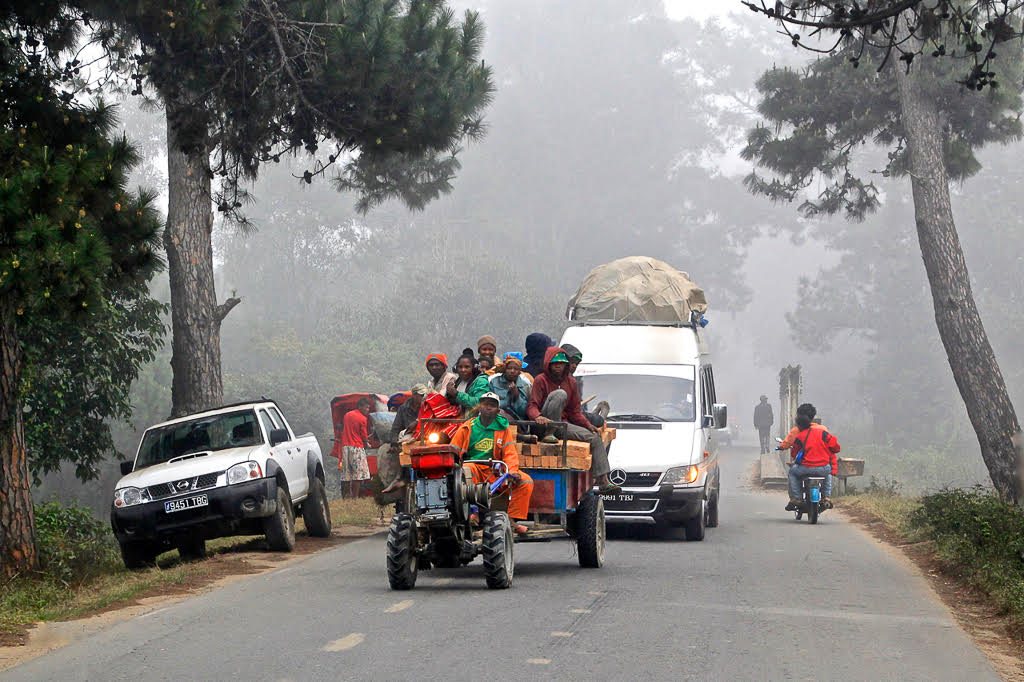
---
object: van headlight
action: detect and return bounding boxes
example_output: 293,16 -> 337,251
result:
227,461 -> 263,485
113,487 -> 151,508
663,465 -> 700,485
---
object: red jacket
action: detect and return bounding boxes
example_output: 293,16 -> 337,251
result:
782,424 -> 840,475
526,346 -> 589,428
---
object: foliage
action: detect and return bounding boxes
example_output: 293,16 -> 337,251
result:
743,1 -> 1024,89
741,44 -> 1022,220
33,500 -> 119,585
86,0 -> 495,218
910,486 -> 1024,624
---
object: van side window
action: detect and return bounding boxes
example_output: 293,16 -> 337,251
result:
706,365 -> 717,405
699,367 -> 710,416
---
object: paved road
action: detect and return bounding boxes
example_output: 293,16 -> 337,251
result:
8,446 -> 999,681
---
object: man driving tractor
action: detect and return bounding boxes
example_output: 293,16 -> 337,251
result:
450,392 -> 534,536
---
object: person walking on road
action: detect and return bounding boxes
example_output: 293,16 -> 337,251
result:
339,397 -> 373,498
754,395 -> 774,454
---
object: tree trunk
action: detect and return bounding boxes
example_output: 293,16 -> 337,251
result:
893,62 -> 1022,503
164,101 -> 240,418
0,299 -> 37,578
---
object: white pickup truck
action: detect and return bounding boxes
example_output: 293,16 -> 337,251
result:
110,400 -> 332,569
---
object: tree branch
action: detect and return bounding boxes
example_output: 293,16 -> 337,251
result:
215,296 -> 242,324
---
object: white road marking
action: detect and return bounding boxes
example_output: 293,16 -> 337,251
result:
527,659 -> 551,665
385,599 -> 414,613
551,632 -> 574,637
587,591 -> 605,596
138,608 -> 167,619
323,633 -> 365,651
432,578 -> 453,586
687,603 -> 954,627
570,609 -> 591,614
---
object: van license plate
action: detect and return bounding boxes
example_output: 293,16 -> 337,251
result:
601,494 -> 634,502
165,495 -> 209,513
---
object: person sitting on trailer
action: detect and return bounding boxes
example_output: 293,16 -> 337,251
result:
447,352 -> 491,412
478,355 -> 496,374
477,334 -> 498,365
561,343 -> 609,428
425,353 -> 457,395
450,392 -> 534,536
489,352 -> 532,421
522,332 -> 553,381
380,384 -> 429,494
527,347 -> 620,495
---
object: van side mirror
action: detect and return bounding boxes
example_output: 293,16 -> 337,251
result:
120,460 -> 134,475
713,403 -> 728,429
269,428 -> 290,446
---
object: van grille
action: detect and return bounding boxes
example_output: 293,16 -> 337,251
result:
623,472 -> 662,487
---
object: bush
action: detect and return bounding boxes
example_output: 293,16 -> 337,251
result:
910,487 -> 1024,622
34,501 -> 120,585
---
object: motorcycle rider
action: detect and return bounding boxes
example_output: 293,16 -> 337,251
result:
779,403 -> 840,510
450,392 -> 534,535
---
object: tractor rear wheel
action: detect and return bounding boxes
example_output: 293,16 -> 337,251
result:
386,514 -> 418,590
482,511 -> 514,589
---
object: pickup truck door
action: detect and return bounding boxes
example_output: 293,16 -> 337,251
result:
269,406 -> 309,500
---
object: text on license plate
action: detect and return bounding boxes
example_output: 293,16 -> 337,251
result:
164,495 -> 209,513
600,494 -> 634,502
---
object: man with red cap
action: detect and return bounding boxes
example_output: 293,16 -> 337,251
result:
425,352 -> 457,395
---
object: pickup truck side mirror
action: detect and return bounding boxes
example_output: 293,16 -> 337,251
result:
269,428 -> 290,446
713,403 -> 728,430
120,460 -> 134,475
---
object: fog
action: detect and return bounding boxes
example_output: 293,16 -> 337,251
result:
36,1 -> 1024,510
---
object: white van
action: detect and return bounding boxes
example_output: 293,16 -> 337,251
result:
559,323 -> 726,540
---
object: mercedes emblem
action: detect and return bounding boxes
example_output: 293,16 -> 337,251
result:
609,469 -> 627,486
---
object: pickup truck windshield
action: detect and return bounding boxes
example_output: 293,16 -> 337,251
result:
136,410 -> 263,469
576,374 -> 696,422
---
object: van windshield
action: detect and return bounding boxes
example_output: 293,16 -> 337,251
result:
576,374 -> 696,422
135,410 -> 263,470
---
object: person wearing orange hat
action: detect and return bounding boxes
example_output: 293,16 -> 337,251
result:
450,392 -> 534,535
425,352 -> 457,395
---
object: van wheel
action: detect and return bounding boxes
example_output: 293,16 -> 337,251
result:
264,486 -> 296,551
706,495 -> 719,528
684,498 -> 707,541
302,478 -> 332,537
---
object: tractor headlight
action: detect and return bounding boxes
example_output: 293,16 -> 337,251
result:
227,461 -> 263,485
113,487 -> 151,508
663,465 -> 700,485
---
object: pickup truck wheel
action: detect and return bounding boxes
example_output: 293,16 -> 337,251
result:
482,511 -> 514,589
120,541 -> 157,570
386,513 -> 418,590
176,537 -> 206,561
576,494 -> 605,568
302,478 -> 332,538
684,498 -> 707,541
264,487 -> 296,551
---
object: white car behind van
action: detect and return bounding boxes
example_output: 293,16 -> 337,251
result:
559,323 -> 726,540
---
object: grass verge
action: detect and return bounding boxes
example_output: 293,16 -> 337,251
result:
0,496 -> 388,643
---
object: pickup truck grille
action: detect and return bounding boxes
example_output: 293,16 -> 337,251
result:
146,472 -> 223,500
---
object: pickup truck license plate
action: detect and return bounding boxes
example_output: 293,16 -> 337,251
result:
600,493 -> 634,502
164,495 -> 209,513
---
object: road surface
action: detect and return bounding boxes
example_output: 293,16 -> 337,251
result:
7,445 -> 999,681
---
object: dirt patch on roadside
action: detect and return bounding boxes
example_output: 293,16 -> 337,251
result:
838,500 -> 1024,681
0,525 -> 382,672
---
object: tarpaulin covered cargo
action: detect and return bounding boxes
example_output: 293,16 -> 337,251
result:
566,256 -> 707,324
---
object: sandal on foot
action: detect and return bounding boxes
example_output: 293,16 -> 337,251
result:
597,482 -> 622,495
513,524 -> 530,536
540,434 -> 559,444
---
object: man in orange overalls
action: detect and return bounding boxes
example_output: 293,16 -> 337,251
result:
450,392 -> 534,535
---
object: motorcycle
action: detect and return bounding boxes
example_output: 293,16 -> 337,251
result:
776,437 -> 829,524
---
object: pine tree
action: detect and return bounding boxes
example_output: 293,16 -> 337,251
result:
85,0 -> 495,417
741,31 -> 1024,501
0,2 -> 162,576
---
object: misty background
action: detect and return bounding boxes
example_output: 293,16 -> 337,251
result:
38,1 -> 1023,511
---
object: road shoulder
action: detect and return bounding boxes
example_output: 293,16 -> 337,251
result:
837,500 -> 1024,681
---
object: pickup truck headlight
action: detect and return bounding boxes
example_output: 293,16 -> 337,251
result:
227,461 -> 263,485
663,465 -> 700,485
113,487 -> 151,508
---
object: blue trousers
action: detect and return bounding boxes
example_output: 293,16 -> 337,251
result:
788,464 -> 832,499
